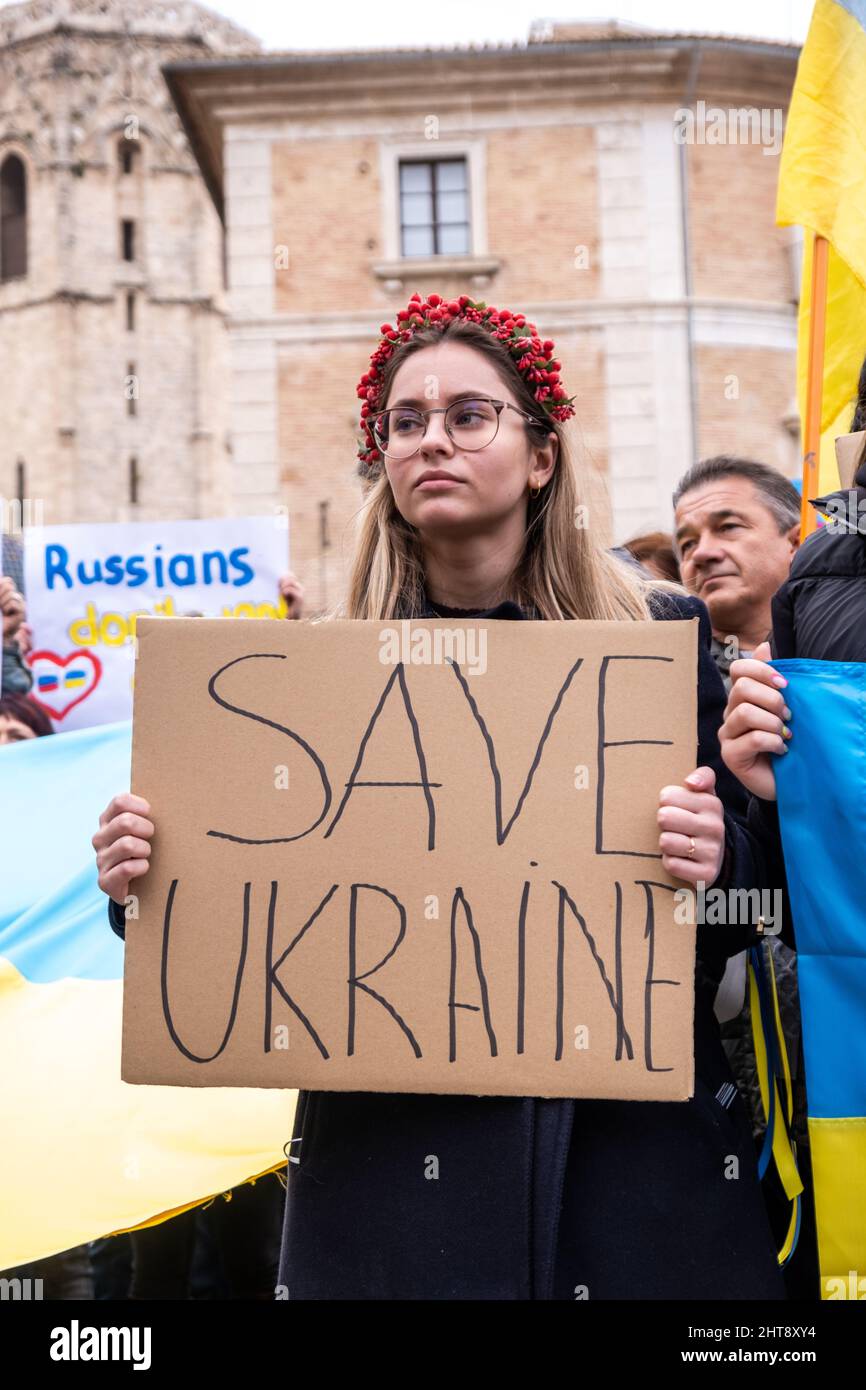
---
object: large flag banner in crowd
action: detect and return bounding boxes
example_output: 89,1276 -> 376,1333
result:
0,720 -> 296,1270
773,658 -> 866,1299
23,517 -> 289,730
777,0 -> 866,524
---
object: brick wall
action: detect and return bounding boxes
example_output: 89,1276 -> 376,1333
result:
696,345 -> 799,477
688,141 -> 794,304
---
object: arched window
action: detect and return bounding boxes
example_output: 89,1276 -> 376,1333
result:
0,154 -> 27,281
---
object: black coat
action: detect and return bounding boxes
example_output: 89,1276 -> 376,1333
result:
109,589 -> 784,1300
747,458 -> 866,946
772,454 -> 866,663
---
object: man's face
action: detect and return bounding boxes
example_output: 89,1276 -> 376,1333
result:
674,476 -> 798,634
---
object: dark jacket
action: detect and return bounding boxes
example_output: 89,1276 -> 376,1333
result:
747,457 -> 866,946
2,642 -> 33,695
1,535 -> 31,694
772,461 -> 866,664
109,589 -> 784,1300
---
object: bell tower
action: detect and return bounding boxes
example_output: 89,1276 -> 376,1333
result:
0,0 -> 260,529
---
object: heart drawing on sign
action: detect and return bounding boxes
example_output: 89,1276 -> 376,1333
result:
26,649 -> 103,720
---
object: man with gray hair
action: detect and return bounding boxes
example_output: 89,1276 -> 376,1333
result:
673,456 -> 801,690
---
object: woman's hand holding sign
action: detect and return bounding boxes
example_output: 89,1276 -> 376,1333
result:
718,641 -> 790,802
93,793 -> 154,908
661,767 -> 728,884
657,766 -> 726,887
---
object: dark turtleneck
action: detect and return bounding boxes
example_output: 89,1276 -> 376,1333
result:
419,575 -> 539,619
423,597 -> 528,621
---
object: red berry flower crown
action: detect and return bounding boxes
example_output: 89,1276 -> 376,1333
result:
355,290 -> 576,472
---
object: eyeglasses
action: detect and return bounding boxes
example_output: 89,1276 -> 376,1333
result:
369,396 -> 545,460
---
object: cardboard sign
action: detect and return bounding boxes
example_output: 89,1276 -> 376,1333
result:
23,517 -> 289,730
834,430 -> 866,490
122,615 -> 699,1101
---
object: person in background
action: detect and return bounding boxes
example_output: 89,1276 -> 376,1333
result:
1,575 -> 33,695
0,691 -> 53,743
15,620 -> 32,661
673,453 -> 812,1296
1,532 -> 23,586
278,571 -> 304,619
622,530 -> 681,583
722,361 -> 866,887
673,457 -> 801,692
768,379 -> 866,662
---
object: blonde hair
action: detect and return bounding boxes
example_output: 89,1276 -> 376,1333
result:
339,319 -> 673,622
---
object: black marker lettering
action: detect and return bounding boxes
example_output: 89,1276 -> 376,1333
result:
613,880 -> 627,1061
161,878 -> 248,1063
326,664 -> 439,848
634,879 -> 680,1073
207,653 -> 332,844
449,887 -> 498,1062
552,879 -> 633,1062
596,655 -> 673,857
265,880 -> 337,1058
348,883 -> 421,1057
516,878 -> 530,1055
450,657 -> 584,844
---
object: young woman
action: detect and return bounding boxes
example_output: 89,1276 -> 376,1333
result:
94,292 -> 784,1300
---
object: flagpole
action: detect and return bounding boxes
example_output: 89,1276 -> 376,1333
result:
801,232 -> 829,540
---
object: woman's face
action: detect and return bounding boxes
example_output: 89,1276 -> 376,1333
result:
0,713 -> 37,745
381,342 -> 557,537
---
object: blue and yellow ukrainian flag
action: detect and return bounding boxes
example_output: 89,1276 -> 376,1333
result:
0,722 -> 296,1270
772,660 -> 866,1298
777,0 -> 866,496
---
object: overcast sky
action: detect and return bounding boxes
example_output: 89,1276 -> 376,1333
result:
207,0 -> 814,51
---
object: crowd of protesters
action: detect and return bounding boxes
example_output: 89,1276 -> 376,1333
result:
4,366 -> 864,1295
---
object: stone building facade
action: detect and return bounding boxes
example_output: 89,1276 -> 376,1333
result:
1,11 -> 802,614
165,20 -> 802,611
0,0 -> 259,535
